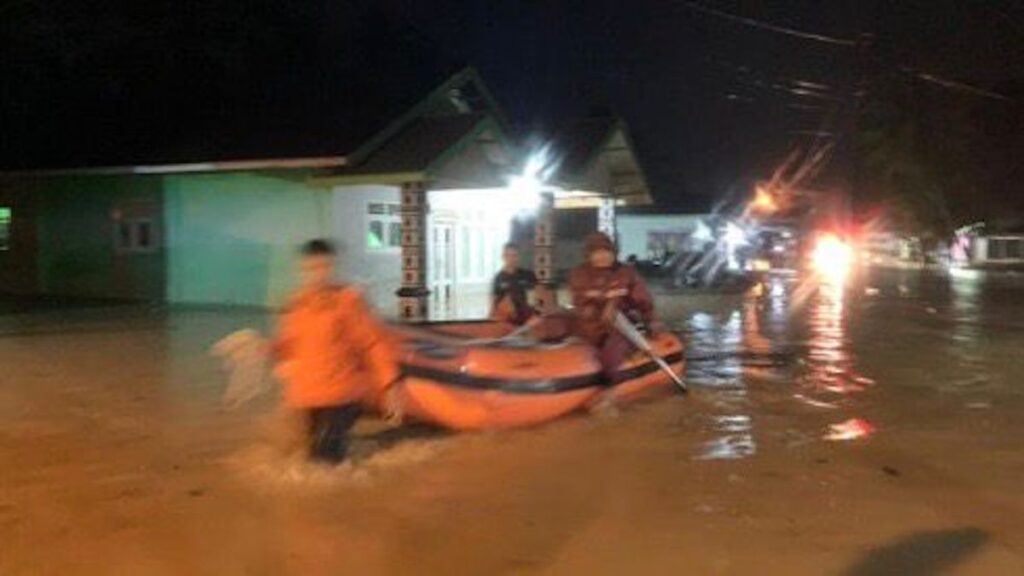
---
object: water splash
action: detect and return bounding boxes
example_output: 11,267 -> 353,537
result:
226,437 -> 447,492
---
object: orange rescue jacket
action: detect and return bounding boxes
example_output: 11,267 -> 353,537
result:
273,285 -> 398,408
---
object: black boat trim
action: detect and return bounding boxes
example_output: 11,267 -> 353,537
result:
400,351 -> 685,394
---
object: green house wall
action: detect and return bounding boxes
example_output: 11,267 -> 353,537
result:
163,171 -> 331,307
34,175 -> 165,299
1,169 -> 334,307
0,179 -> 41,295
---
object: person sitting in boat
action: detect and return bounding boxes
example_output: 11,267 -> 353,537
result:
490,242 -> 540,326
568,231 -> 657,379
270,239 -> 398,464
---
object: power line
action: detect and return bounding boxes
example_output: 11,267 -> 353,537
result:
680,2 -> 1015,103
901,67 -> 1015,103
680,1 -> 858,47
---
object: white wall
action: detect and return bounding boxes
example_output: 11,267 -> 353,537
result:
616,214 -> 706,260
331,185 -> 524,316
331,185 -> 402,310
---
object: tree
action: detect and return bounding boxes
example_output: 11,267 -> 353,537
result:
854,71 -> 1013,239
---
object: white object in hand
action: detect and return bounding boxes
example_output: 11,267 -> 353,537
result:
212,329 -> 273,408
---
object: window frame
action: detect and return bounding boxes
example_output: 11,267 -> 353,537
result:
365,201 -> 403,253
113,217 -> 158,255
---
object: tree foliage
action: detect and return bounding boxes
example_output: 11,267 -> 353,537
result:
854,71 -> 1021,238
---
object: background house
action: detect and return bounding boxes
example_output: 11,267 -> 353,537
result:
0,68 -> 510,310
0,69 -> 655,317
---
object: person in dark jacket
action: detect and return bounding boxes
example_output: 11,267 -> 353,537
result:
568,232 -> 658,380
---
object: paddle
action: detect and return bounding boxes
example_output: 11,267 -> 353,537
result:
612,312 -> 688,393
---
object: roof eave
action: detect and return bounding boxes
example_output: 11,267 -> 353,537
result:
308,171 -> 427,187
0,156 -> 347,178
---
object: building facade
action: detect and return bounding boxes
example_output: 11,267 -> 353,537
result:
0,69 -> 653,318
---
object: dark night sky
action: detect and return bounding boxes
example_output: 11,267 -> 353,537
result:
2,1 -> 1022,210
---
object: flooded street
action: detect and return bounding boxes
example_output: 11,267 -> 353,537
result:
3,268 -> 1024,575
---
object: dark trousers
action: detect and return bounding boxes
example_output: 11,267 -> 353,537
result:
598,331 -> 633,383
306,403 -> 362,463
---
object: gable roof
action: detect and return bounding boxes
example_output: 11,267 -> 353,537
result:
350,115 -> 490,174
311,113 -> 510,188
548,117 -> 653,205
346,67 -> 506,166
550,117 -> 620,179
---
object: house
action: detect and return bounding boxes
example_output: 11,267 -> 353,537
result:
0,68 -> 654,319
615,212 -> 710,263
952,223 -> 1024,269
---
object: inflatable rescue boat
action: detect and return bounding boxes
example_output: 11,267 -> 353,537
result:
383,321 -> 685,430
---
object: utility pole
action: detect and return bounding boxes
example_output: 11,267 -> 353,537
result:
841,32 -> 876,230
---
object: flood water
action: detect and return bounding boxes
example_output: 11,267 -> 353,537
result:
2,267 -> 1024,575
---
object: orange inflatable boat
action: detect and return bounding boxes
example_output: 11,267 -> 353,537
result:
382,321 -> 685,430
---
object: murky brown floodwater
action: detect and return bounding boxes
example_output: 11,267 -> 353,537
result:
2,267 -> 1024,575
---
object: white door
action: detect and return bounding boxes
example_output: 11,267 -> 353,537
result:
431,222 -> 456,303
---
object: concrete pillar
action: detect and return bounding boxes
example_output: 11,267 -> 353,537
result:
533,191 -> 555,308
396,181 -> 430,321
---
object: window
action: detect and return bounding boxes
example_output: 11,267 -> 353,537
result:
366,202 -> 402,251
989,239 -> 1006,260
367,221 -> 385,249
388,222 -> 402,247
1007,239 -> 1023,260
114,217 -> 157,254
0,207 -> 10,251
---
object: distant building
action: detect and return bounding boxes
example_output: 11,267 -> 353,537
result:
952,225 -> 1024,269
615,213 -> 708,263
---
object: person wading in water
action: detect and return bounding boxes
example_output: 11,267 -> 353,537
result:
270,239 -> 398,464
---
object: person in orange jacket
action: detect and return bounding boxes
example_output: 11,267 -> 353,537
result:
568,231 -> 658,381
271,239 -> 398,463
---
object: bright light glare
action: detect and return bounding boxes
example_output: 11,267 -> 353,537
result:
749,185 -> 778,214
504,149 -> 555,215
724,221 -> 748,271
811,234 -> 853,283
505,172 -> 541,210
724,222 -> 748,247
747,258 -> 771,272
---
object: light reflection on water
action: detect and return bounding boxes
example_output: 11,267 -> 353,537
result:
686,295 -> 754,460
946,269 -> 998,394
950,269 -> 983,346
804,281 -> 858,394
685,273 -> 877,459
796,277 -> 875,439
